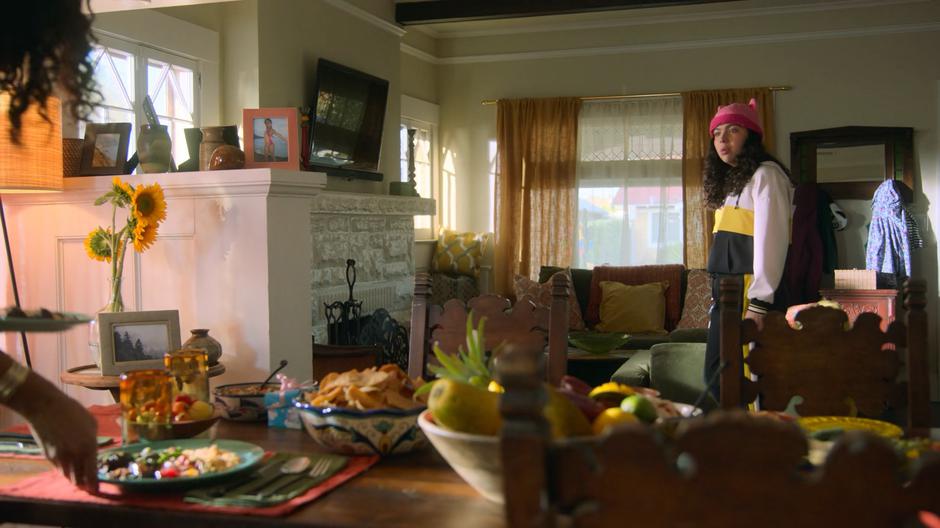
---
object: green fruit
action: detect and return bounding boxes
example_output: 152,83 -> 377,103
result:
620,394 -> 658,424
428,379 -> 501,435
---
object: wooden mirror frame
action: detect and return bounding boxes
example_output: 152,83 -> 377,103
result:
790,126 -> 913,202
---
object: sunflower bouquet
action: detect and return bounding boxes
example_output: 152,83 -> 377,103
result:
84,177 -> 167,312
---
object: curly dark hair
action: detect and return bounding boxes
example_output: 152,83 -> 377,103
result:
703,132 -> 793,209
1,0 -> 97,142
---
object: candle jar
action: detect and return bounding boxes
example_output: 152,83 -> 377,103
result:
119,369 -> 173,443
164,348 -> 210,403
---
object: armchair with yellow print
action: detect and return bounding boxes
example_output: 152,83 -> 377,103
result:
420,229 -> 493,305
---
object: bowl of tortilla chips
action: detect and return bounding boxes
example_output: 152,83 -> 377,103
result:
294,364 -> 429,456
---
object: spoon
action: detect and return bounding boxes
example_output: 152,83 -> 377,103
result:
261,359 -> 289,387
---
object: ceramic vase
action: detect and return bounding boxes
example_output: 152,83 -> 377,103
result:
183,329 -> 223,366
199,126 -> 228,171
137,124 -> 172,173
208,144 -> 245,170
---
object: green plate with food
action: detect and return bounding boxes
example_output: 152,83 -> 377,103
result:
568,331 -> 631,355
0,310 -> 92,332
97,439 -> 264,491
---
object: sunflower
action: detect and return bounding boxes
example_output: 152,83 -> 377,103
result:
111,177 -> 134,203
132,183 -> 167,226
84,227 -> 112,262
132,221 -> 158,252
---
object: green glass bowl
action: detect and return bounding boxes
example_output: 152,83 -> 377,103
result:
568,332 -> 631,355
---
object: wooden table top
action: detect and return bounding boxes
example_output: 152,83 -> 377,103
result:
0,419 -> 505,528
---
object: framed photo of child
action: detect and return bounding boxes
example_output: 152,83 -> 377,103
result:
243,107 -> 299,169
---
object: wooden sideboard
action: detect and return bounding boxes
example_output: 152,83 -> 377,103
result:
818,288 -> 899,331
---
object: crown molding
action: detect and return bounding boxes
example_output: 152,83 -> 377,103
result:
323,0 -> 407,38
410,25 -> 442,39
428,21 -> 940,65
428,0 -> 929,39
400,43 -> 442,64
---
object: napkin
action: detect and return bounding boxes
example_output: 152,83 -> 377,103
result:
184,452 -> 348,507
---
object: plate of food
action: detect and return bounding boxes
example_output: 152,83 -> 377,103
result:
0,307 -> 92,332
97,439 -> 264,490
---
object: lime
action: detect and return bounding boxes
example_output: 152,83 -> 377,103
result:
592,407 -> 638,435
620,394 -> 658,424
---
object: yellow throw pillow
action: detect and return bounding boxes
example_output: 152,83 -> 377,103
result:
431,229 -> 489,277
595,281 -> 668,334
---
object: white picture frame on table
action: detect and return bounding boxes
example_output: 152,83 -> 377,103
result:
98,310 -> 181,376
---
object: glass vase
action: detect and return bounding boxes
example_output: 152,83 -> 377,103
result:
90,275 -> 125,369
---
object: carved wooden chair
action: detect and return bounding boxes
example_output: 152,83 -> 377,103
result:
718,277 -> 930,429
497,346 -> 940,528
407,271 -> 570,385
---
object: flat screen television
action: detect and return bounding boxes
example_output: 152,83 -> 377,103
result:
305,59 -> 389,181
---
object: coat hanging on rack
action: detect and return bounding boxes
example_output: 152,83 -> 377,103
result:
866,180 -> 920,278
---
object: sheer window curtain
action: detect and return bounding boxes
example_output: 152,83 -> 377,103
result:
576,97 -> 684,268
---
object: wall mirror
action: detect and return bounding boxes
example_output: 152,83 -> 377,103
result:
790,126 -> 913,202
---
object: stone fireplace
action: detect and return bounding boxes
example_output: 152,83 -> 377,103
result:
310,191 -> 435,345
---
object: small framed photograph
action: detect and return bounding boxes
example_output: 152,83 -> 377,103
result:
243,108 -> 299,169
98,310 -> 181,376
78,123 -> 132,176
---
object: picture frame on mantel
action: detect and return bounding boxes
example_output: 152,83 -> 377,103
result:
98,310 -> 181,376
77,122 -> 132,176
243,107 -> 299,170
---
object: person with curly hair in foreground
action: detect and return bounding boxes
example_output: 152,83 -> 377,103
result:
0,0 -> 100,491
702,99 -> 795,400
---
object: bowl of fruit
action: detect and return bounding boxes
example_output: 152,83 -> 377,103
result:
129,394 -> 219,441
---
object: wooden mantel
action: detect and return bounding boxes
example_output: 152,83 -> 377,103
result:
0,169 -> 326,409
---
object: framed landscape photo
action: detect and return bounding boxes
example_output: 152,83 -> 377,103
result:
98,310 -> 181,376
243,107 -> 299,169
78,123 -> 132,176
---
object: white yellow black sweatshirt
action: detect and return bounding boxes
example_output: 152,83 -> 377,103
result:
707,161 -> 794,315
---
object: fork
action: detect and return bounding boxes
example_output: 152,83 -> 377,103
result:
255,457 -> 334,499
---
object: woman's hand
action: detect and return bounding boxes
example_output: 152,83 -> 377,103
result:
27,390 -> 99,492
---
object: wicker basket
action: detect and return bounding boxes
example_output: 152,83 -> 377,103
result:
63,137 -> 83,176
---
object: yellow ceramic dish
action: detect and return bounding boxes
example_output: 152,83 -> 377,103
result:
798,416 -> 903,439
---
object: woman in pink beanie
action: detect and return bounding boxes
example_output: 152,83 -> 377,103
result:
702,98 -> 795,399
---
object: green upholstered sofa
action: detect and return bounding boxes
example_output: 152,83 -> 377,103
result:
611,342 -> 718,410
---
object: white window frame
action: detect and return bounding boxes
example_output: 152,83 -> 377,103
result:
401,95 -> 441,240
85,34 -> 201,155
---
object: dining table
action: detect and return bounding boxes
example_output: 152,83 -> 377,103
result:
0,418 -> 506,528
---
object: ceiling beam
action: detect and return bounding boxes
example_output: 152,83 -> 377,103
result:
395,0 -> 737,25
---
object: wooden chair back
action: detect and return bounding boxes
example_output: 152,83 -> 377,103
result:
718,277 -> 929,429
496,346 -> 940,528
408,271 -> 570,385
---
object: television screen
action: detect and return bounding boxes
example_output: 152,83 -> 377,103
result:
307,59 -> 389,179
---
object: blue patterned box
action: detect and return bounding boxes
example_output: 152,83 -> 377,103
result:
265,389 -> 303,429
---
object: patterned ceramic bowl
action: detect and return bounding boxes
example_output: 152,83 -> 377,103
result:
293,401 -> 427,456
214,383 -> 279,422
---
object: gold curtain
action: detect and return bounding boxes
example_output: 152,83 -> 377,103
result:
494,97 -> 581,295
681,88 -> 776,269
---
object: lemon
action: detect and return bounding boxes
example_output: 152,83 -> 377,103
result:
545,386 -> 592,438
428,379 -> 501,435
592,408 -> 638,435
487,380 -> 505,393
188,400 -> 214,421
588,382 -> 636,406
620,394 -> 658,424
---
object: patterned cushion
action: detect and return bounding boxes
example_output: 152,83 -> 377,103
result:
431,230 -> 489,277
513,270 -> 585,330
676,269 -> 711,329
429,273 -> 479,306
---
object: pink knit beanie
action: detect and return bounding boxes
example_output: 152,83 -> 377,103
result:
709,98 -> 763,136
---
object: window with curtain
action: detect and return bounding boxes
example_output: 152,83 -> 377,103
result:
83,35 -> 199,168
576,96 -> 683,268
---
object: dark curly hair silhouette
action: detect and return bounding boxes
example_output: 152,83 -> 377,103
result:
702,132 -> 793,209
1,0 -> 97,142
